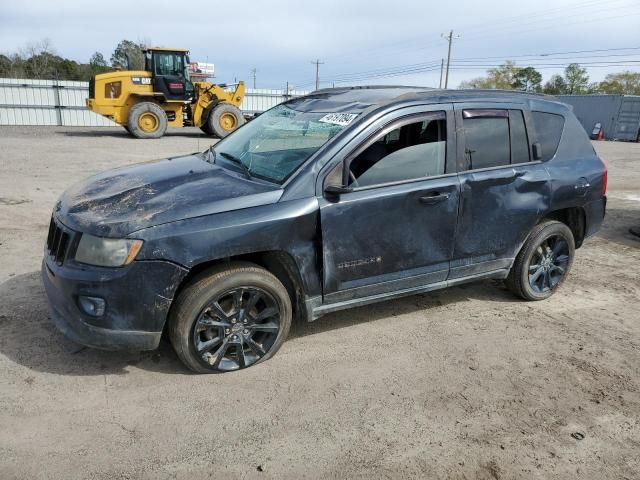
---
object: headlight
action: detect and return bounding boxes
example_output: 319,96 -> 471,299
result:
75,234 -> 143,267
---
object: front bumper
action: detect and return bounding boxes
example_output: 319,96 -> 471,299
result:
42,257 -> 187,351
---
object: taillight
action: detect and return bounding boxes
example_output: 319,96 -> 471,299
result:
600,157 -> 608,195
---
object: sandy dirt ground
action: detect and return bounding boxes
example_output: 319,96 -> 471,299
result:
0,126 -> 639,480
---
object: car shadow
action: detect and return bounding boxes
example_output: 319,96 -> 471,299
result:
593,207 -> 640,248
288,278 -> 514,339
0,270 -> 515,377
60,128 -> 212,139
0,271 -> 188,376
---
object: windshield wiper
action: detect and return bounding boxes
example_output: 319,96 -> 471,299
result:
218,151 -> 252,179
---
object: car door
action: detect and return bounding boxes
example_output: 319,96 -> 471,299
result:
451,103 -> 551,279
318,106 -> 460,303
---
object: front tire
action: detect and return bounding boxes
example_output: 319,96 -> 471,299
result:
208,103 -> 245,138
168,263 -> 292,373
506,220 -> 575,301
199,123 -> 213,136
127,102 -> 168,139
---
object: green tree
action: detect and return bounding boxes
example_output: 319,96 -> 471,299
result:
512,66 -> 542,92
598,71 -> 640,95
564,63 -> 589,94
89,52 -> 110,75
459,61 -> 520,89
110,40 -> 146,70
460,62 -> 542,91
543,74 -> 568,95
0,54 -> 11,76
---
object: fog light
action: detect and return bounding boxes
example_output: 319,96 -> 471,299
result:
77,296 -> 106,317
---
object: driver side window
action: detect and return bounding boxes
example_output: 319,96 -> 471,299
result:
348,112 -> 446,187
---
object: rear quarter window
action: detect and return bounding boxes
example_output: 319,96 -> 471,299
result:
532,111 -> 565,161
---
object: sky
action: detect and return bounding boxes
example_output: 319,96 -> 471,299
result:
1,0 -> 640,90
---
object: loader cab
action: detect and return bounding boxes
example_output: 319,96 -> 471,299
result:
144,48 -> 194,101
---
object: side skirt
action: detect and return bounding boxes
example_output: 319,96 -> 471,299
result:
308,268 -> 510,320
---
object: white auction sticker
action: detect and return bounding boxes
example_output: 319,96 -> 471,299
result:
318,113 -> 359,126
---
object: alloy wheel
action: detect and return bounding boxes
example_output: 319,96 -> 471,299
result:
528,234 -> 570,294
192,287 -> 280,371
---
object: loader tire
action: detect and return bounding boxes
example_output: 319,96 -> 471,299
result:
208,103 -> 245,138
127,102 -> 167,139
199,123 -> 213,136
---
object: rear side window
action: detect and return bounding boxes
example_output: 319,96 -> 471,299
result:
462,109 -> 533,170
462,110 -> 510,169
532,111 -> 565,161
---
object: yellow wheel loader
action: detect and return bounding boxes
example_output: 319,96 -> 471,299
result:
86,48 -> 246,139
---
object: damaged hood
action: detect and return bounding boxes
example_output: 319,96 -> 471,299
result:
56,154 -> 283,237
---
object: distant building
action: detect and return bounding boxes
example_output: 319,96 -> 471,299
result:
558,95 -> 640,141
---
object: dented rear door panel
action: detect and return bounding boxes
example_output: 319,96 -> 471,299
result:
451,103 -> 551,278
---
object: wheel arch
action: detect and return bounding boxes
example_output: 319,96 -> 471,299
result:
171,250 -> 309,326
543,206 -> 586,248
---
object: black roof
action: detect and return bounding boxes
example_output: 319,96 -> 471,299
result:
286,85 -> 561,114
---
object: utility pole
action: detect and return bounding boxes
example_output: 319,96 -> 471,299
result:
442,30 -> 458,89
250,68 -> 257,89
439,58 -> 444,89
311,59 -> 324,90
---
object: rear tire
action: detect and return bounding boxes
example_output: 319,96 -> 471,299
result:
127,102 -> 167,139
168,263 -> 292,373
506,220 -> 575,301
208,103 -> 245,138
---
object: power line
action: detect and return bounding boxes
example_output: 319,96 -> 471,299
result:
458,9 -> 640,45
453,47 -> 640,62
458,0 -> 632,36
451,60 -> 640,67
302,46 -> 640,88
291,0 -> 633,72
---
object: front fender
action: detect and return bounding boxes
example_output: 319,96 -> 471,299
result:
133,197 -> 322,296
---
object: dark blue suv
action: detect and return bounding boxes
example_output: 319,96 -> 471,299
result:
42,87 -> 607,373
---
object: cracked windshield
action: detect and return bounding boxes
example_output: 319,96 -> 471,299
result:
212,104 -> 358,183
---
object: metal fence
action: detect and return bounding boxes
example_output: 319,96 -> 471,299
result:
0,78 -> 309,127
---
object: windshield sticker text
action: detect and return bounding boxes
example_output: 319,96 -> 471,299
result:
319,113 -> 359,126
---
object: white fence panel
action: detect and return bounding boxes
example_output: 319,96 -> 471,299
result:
0,77 -> 310,127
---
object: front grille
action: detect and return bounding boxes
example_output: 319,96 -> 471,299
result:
46,217 -> 72,265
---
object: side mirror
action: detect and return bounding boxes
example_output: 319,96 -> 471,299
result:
532,142 -> 543,160
324,184 -> 353,196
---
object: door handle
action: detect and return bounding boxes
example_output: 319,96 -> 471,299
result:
419,193 -> 450,205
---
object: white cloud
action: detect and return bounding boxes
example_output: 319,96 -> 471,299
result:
1,0 -> 639,88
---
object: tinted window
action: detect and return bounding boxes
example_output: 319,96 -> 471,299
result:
463,112 -> 510,169
348,114 -> 446,187
532,111 -> 565,161
509,110 -> 530,164
155,53 -> 185,77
